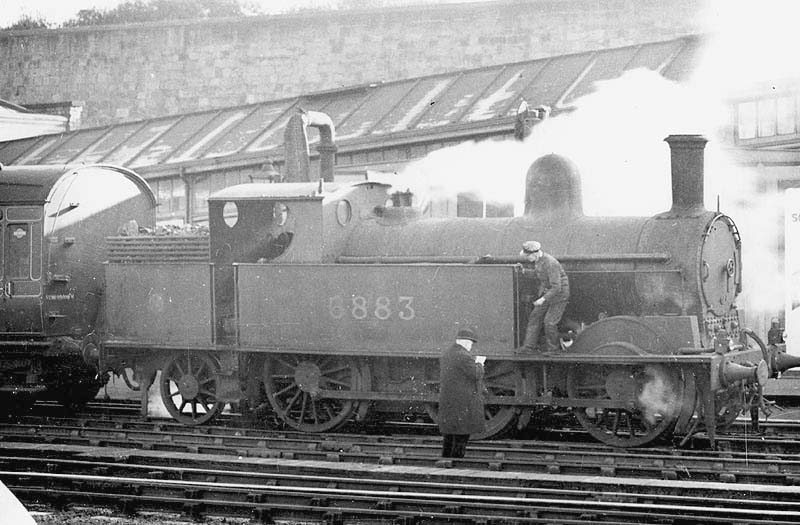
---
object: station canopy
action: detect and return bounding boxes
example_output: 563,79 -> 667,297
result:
0,36 -> 703,173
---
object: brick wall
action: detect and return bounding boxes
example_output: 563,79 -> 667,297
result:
0,0 -> 705,128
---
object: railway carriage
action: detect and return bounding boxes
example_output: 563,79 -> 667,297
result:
0,164 -> 155,407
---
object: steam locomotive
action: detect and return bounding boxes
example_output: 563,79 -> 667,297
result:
2,112 -> 797,447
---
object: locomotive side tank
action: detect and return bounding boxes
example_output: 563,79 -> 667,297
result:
0,164 -> 155,408
339,136 -> 741,345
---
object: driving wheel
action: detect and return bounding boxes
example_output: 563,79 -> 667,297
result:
425,360 -> 523,440
567,343 -> 683,447
159,351 -> 225,425
263,354 -> 362,432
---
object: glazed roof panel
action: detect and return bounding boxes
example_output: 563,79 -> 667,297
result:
39,127 -> 110,164
78,122 -> 145,164
203,101 -> 293,158
0,136 -> 42,165
560,46 -> 640,106
130,112 -> 218,167
463,62 -> 548,122
416,68 -> 503,129
103,118 -> 179,166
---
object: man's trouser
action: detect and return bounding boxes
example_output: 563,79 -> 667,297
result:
441,434 -> 469,458
521,299 -> 568,352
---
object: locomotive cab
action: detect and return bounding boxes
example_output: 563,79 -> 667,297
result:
207,181 -> 391,341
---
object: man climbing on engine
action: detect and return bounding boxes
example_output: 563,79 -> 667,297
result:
519,240 -> 569,353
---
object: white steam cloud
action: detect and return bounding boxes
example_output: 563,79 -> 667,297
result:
638,365 -> 682,426
394,0 -> 799,326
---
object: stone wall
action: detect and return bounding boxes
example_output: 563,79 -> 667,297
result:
0,0 -> 706,128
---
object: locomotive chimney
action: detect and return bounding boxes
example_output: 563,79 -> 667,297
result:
665,134 -> 707,214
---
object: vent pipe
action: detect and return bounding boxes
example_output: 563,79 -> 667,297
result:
283,110 -> 337,182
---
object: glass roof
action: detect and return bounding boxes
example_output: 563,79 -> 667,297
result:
0,36 -> 703,170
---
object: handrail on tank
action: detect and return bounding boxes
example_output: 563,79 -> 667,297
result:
335,253 -> 672,264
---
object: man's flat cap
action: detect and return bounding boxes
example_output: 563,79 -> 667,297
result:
521,240 -> 542,254
456,328 -> 478,342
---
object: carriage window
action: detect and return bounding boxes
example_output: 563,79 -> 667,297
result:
6,207 -> 41,221
6,224 -> 31,279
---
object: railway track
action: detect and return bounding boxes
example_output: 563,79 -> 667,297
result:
4,442 -> 800,524
6,403 -> 800,523
7,409 -> 800,484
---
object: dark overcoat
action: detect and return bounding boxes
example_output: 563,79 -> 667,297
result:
438,342 -> 486,435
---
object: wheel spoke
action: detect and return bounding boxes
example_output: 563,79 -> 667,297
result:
325,377 -> 352,388
311,399 -> 319,424
284,390 -> 302,412
321,364 -> 349,376
298,394 -> 308,423
275,382 -> 298,398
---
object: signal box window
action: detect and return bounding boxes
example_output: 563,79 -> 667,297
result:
777,96 -> 796,135
737,101 -> 757,140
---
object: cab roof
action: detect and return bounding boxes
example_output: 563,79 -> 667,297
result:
209,180 -> 391,202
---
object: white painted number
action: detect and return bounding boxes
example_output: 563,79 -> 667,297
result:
398,296 -> 415,320
326,295 -> 416,321
374,296 -> 391,320
328,296 -> 345,319
351,295 -> 368,320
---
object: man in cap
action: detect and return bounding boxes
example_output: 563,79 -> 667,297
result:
768,318 -> 785,346
520,240 -> 569,353
438,328 -> 486,458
